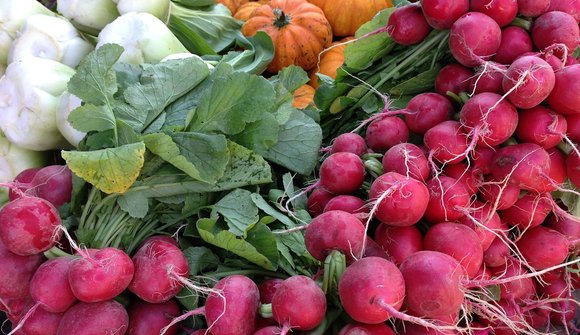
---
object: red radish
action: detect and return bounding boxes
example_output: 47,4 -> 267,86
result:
0,296 -> 34,322
420,0 -> 469,29
382,143 -> 430,181
502,55 -> 555,109
365,116 -> 409,153
545,212 -> 580,241
252,326 -> 279,335
472,146 -> 496,175
8,167 -> 41,201
368,172 -> 430,227
478,176 -> 520,210
424,120 -> 469,165
272,275 -> 326,333
338,322 -> 396,335
306,188 -> 335,217
442,163 -> 479,195
459,92 -> 519,147
127,299 -> 181,335
29,257 -> 77,313
304,210 -> 366,262
434,64 -> 473,98
257,278 -> 283,304
499,192 -> 553,229
537,275 -> 569,298
329,132 -> 367,156
493,27 -> 533,65
387,4 -> 432,45
374,224 -> 423,266
518,0 -> 550,17
515,106 -> 567,149
319,152 -> 365,194
456,202 -> 502,251
566,149 -> 580,187
549,0 -> 580,20
516,226 -> 570,270
323,195 -> 368,215
29,165 -> 73,208
128,236 -> 189,303
490,143 -> 552,193
404,92 -> 454,135
0,238 -> 44,299
547,64 -> 580,115
338,257 -> 405,324
532,11 -> 580,52
490,259 -> 536,301
470,62 -> 506,94
401,323 -> 459,335
424,176 -> 471,224
13,306 -> 63,335
470,0 -> 518,26
399,251 -> 466,318
565,114 -> 580,141
483,232 -> 511,267
56,300 -> 129,335
68,247 -> 134,303
424,222 -> 484,278
0,196 -> 62,256
449,12 -> 502,67
550,299 -> 578,327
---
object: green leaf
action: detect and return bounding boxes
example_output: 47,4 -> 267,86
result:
197,219 -> 278,270
67,44 -> 123,106
388,66 -> 441,96
142,132 -> 229,183
250,193 -> 296,228
117,192 -> 149,218
221,31 -> 275,75
68,104 -> 116,133
183,246 -> 220,276
61,142 -> 146,194
213,189 -> 259,237
344,10 -> 395,70
229,114 -> 280,153
270,65 -> 310,93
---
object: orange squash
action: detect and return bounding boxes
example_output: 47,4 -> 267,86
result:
292,84 -> 316,108
241,0 -> 333,74
234,1 -> 268,21
216,0 -> 250,14
308,0 -> 393,37
309,37 -> 353,88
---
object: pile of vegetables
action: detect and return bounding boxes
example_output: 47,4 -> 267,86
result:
0,0 -> 579,334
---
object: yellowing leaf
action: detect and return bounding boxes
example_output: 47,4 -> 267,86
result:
62,142 -> 146,194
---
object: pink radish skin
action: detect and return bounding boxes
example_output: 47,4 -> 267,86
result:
470,0 -> 518,26
257,278 -> 283,304
330,132 -> 367,156
338,257 -> 405,324
545,212 -> 580,241
399,251 -> 466,318
404,93 -> 454,135
272,275 -> 326,332
15,306 -> 63,335
323,195 -> 368,215
478,176 -> 520,210
548,0 -> 580,21
516,226 -> 570,270
0,238 -> 44,299
483,233 -> 511,267
551,300 -> 578,327
460,92 -> 519,147
319,152 -> 366,195
499,192 -> 553,229
127,299 -> 181,335
491,143 -> 552,193
456,202 -> 502,251
424,222 -> 484,278
490,259 -> 536,301
68,247 -> 135,303
128,236 -> 189,303
547,64 -> 580,115
424,176 -> 471,224
338,322 -> 396,335
29,257 -> 77,313
449,12 -> 502,67
515,106 -> 567,149
566,150 -> 580,187
204,275 -> 260,335
402,323 -> 459,335
518,0 -> 550,17
0,196 -> 62,256
306,188 -> 335,217
420,0 -> 469,30
8,167 -> 41,201
537,276 -> 569,298
472,146 -> 496,175
56,300 -> 129,335
387,4 -> 432,45
565,114 -> 580,141
502,55 -> 555,109
442,163 -> 479,195
29,165 -> 73,208
470,62 -> 506,94
435,64 -> 473,98
382,143 -> 430,181
368,172 -> 430,227
365,116 -> 410,153
374,224 -> 423,266
532,11 -> 580,52
493,26 -> 533,65
424,120 -> 469,164
253,326 -> 278,335
304,210 -> 366,263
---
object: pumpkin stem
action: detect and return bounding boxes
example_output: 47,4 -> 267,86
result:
272,8 -> 291,28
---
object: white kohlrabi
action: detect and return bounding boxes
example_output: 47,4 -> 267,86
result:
9,14 -> 94,68
0,57 -> 75,151
56,0 -> 120,35
57,92 -> 86,148
0,0 -> 55,65
113,0 -> 171,23
97,12 -> 188,64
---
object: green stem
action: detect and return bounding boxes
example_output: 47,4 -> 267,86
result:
259,303 -> 273,319
205,269 -> 287,280
44,246 -> 74,259
79,186 -> 99,231
510,17 -> 532,31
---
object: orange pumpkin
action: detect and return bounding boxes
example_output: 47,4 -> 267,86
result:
308,0 -> 393,37
241,0 -> 333,74
234,1 -> 268,21
216,0 -> 249,14
309,36 -> 353,88
292,84 -> 316,108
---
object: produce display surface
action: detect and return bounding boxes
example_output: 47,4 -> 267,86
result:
1,0 -> 580,334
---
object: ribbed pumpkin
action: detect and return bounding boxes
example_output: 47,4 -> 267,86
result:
241,0 -> 333,73
234,1 -> 269,21
308,0 -> 393,37
217,0 -> 250,14
292,84 -> 316,108
309,37 -> 353,88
